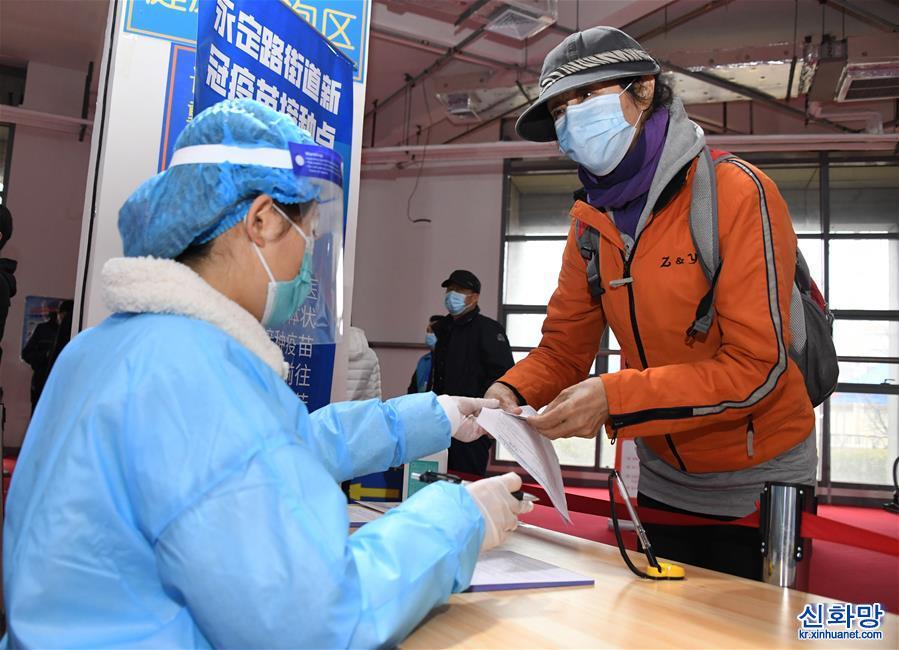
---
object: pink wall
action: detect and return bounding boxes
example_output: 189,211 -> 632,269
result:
353,162 -> 505,398
1,63 -> 91,447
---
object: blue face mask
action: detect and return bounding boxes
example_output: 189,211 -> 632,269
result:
253,205 -> 315,328
425,332 -> 437,348
445,291 -> 468,316
554,84 -> 642,177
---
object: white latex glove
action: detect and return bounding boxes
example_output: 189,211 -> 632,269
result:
436,395 -> 499,443
465,472 -> 534,552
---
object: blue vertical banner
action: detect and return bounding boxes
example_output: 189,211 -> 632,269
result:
196,0 -> 353,412
279,0 -> 368,83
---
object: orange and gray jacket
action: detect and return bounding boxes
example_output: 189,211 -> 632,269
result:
499,100 -> 815,474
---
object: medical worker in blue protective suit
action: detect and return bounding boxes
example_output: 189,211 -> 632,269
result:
2,99 -> 532,649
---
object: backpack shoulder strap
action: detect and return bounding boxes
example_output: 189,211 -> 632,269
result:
575,218 -> 604,299
686,151 -> 769,339
689,147 -> 720,286
686,147 -> 727,337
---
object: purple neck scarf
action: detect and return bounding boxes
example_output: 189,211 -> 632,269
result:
578,108 -> 669,239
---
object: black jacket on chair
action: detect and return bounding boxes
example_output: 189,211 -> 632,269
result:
431,306 -> 514,476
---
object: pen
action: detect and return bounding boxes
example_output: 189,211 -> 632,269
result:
613,472 -> 662,571
412,471 -> 540,503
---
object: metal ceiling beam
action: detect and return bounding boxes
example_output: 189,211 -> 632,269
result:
661,61 -> 856,133
370,26 -> 529,72
454,0 -> 492,27
364,24 -> 495,120
822,0 -> 899,33
631,0 -> 736,42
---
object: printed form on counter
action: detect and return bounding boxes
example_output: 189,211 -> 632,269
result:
476,407 -> 571,523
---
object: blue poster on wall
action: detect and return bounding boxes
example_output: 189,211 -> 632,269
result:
158,44 -> 197,171
21,296 -> 68,357
125,0 -> 369,83
195,0 -> 353,412
123,0 -> 200,46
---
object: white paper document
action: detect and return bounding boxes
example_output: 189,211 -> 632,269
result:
468,549 -> 594,592
347,501 -> 399,528
476,407 -> 571,523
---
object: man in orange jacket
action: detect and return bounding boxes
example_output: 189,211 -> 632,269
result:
486,27 -> 816,580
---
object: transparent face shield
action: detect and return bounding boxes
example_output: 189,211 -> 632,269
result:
286,142 -> 344,345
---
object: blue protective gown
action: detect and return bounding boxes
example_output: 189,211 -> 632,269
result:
2,311 -> 484,648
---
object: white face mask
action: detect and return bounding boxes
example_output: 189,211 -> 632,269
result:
554,83 -> 644,176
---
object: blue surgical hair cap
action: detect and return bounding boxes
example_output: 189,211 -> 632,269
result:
118,99 -> 319,259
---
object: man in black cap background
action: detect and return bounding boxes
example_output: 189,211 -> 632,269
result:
432,269 -> 513,476
0,205 -> 17,371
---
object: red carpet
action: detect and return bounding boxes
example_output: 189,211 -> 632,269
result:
521,491 -> 899,613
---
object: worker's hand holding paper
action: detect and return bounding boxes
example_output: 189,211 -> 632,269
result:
476,407 -> 571,523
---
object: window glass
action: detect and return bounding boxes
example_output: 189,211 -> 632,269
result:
606,354 -> 621,374
551,437 -> 597,468
797,238 -> 824,287
829,165 -> 899,233
764,166 -> 821,233
814,404 -> 824,482
503,240 -> 566,305
828,240 -> 899,310
599,432 -> 616,469
506,174 -> 580,236
0,124 -> 11,204
837,362 -> 898,386
512,350 -> 530,364
505,313 -> 546,348
829,393 -> 897,486
606,328 -> 621,351
496,437 -> 597,468
833,320 -> 899,358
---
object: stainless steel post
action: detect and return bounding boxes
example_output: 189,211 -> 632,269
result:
760,482 -> 816,589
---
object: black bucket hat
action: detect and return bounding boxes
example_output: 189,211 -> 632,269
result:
516,26 -> 660,142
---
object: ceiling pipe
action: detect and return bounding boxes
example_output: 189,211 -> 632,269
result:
361,133 -> 899,168
822,0 -> 899,33
690,113 -> 747,135
370,26 -> 524,72
809,101 -> 884,134
661,61 -> 856,133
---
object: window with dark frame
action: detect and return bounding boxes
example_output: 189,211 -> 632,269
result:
0,123 -> 13,205
495,153 -> 899,499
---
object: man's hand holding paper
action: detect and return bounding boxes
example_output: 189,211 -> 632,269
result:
527,376 -> 609,440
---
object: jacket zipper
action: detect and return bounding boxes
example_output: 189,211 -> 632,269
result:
617,237 -> 688,472
746,416 -> 755,458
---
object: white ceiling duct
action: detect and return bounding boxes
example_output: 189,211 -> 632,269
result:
435,85 -> 535,124
436,92 -> 482,122
807,32 -> 899,103
483,1 -> 558,41
836,63 -> 899,102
